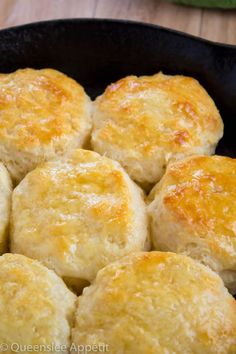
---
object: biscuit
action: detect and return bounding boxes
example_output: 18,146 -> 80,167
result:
148,155 -> 236,293
11,149 -> 149,291
0,163 -> 12,254
0,68 -> 92,184
72,251 -> 236,354
91,72 -> 223,189
0,253 -> 76,353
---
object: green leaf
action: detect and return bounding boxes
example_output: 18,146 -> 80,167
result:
170,0 -> 236,8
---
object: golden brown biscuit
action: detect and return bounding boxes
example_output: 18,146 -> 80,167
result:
148,155 -> 236,293
11,149 -> 148,291
72,251 -> 236,354
91,72 -> 223,189
0,253 -> 76,354
0,68 -> 92,184
0,163 -> 12,254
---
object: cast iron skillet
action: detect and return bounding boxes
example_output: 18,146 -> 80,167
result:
0,18 -> 235,157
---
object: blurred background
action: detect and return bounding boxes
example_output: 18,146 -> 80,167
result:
0,0 -> 236,45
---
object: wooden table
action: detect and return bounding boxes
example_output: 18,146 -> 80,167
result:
0,0 -> 236,45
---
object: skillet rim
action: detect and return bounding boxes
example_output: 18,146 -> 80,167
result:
0,17 -> 236,50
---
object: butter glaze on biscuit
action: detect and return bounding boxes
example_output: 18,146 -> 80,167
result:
0,68 -> 92,184
72,252 -> 236,354
0,253 -> 76,353
148,155 -> 236,293
11,149 -> 148,291
92,73 -> 223,188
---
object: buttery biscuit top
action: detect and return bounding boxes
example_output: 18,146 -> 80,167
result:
72,251 -> 236,354
11,149 -> 148,287
0,68 -> 92,182
0,68 -> 91,148
148,155 -> 236,291
0,253 -> 76,350
92,72 -> 223,187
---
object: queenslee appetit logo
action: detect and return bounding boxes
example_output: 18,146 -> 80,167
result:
0,343 -> 110,353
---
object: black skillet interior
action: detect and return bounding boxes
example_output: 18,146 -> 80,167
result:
0,18 -> 235,157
